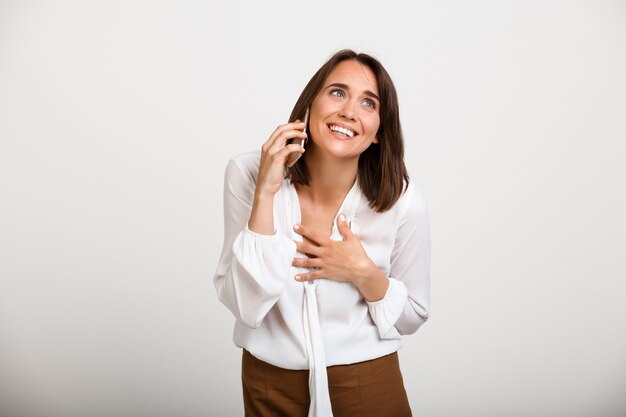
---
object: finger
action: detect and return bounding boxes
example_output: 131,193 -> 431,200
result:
268,130 -> 307,155
263,127 -> 306,154
293,224 -> 324,245
291,256 -> 322,269
295,270 -> 325,282
264,142 -> 305,168
275,143 -> 305,164
295,240 -> 322,257
269,121 -> 307,142
336,213 -> 353,240
263,123 -> 307,152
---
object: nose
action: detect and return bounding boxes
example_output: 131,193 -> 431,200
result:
338,99 -> 358,121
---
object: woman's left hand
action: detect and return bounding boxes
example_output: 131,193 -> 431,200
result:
291,214 -> 376,285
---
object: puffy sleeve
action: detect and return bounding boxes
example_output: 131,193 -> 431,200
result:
213,156 -> 297,329
366,183 -> 431,338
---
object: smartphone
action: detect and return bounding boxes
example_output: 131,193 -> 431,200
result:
286,107 -> 309,168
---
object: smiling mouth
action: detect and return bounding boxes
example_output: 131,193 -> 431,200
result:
327,124 -> 357,139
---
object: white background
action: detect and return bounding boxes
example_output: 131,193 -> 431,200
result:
1,1 -> 625,416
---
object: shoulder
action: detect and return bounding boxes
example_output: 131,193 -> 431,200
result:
223,150 -> 261,201
396,181 -> 429,224
225,149 -> 261,182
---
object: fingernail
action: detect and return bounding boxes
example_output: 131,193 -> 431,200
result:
295,275 -> 301,281
339,214 -> 346,223
293,224 -> 300,230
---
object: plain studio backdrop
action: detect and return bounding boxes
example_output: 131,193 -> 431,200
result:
1,1 -> 625,416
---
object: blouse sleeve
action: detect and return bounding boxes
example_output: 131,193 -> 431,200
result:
366,184 -> 431,339
213,157 -> 297,329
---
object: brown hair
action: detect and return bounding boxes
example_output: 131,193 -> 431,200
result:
285,49 -> 409,213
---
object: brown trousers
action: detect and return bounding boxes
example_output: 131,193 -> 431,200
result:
242,349 -> 412,417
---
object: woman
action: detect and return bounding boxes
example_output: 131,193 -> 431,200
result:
214,49 -> 431,417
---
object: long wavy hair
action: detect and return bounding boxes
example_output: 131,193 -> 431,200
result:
285,49 -> 409,213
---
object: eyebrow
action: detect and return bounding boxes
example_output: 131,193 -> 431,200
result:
325,82 -> 380,102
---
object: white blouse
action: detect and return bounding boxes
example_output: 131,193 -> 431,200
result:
214,150 -> 431,417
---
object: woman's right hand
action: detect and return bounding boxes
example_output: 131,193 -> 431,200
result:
254,121 -> 307,198
247,121 -> 307,235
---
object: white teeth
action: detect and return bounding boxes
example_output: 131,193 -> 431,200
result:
329,124 -> 355,137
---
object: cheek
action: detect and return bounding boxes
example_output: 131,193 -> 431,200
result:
364,114 -> 380,136
310,123 -> 323,141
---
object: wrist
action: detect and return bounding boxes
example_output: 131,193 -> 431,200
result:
249,191 -> 276,235
353,262 -> 389,302
352,260 -> 376,287
253,189 -> 275,204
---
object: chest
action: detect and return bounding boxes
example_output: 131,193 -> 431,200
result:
298,198 -> 341,246
280,182 -> 396,274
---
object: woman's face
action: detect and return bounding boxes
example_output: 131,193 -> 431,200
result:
308,60 -> 381,160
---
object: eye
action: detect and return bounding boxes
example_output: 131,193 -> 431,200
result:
330,88 -> 345,99
362,98 -> 376,109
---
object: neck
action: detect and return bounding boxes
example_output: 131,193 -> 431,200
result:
298,145 -> 358,205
